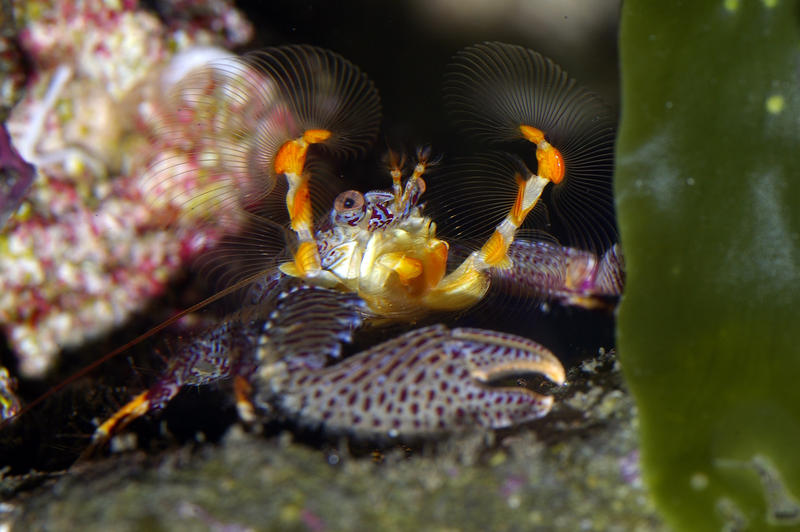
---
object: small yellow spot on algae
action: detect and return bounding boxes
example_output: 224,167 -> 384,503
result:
763,0 -> 778,8
766,94 -> 785,114
691,472 -> 709,490
724,0 -> 739,12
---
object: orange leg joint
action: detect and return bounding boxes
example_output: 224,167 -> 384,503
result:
519,124 -> 546,144
288,179 -> 313,232
510,173 -> 528,225
234,376 -> 256,424
519,124 -> 565,184
273,130 -> 335,278
536,145 -> 564,184
274,129 -> 332,176
423,240 -> 449,290
303,128 -> 332,144
289,241 -> 322,276
379,252 -> 424,285
274,139 -> 309,177
91,390 -> 151,443
481,230 -> 511,267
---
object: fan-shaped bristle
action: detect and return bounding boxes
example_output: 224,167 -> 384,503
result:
444,42 -> 612,149
425,153 -> 549,245
195,211 -> 291,297
143,54 -> 292,231
246,45 -> 382,159
195,157 -> 347,297
444,42 -> 617,252
143,45 -> 380,230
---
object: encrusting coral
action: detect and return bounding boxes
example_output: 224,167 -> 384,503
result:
1,0 -> 253,377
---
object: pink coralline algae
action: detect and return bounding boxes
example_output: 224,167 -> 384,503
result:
1,0 -> 254,377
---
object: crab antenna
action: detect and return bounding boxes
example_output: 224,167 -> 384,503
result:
385,148 -> 405,203
394,146 -> 431,211
239,46 -> 381,278
443,41 -> 617,252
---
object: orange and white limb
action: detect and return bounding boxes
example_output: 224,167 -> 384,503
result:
274,129 -> 333,277
424,164 -> 549,310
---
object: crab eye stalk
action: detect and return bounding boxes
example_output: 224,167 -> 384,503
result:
443,41 -> 617,252
407,176 -> 426,206
333,189 -> 366,226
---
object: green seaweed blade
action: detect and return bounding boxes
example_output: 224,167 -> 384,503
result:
617,1 -> 800,530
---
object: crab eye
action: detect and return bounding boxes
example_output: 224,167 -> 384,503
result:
333,190 -> 366,225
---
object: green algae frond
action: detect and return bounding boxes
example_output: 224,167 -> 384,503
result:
617,1 -> 800,530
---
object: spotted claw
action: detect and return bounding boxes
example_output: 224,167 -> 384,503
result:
268,324 -> 565,438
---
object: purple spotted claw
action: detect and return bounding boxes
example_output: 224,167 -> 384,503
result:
267,324 -> 565,438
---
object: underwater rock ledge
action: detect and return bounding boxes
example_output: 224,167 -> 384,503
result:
2,351 -> 662,531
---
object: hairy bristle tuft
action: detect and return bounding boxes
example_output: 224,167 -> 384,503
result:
143,53 -> 289,231
194,212 -> 290,298
246,45 -> 382,159
444,42 -> 617,252
425,153 -> 548,245
195,157 -> 347,297
142,45 -> 380,232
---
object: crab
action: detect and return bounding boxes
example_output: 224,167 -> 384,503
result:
20,42 -> 622,450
